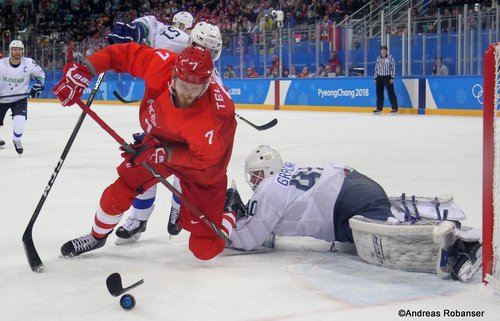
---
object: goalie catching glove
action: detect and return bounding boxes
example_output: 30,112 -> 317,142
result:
52,63 -> 92,106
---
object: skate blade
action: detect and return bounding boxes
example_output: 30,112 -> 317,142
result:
115,233 -> 142,245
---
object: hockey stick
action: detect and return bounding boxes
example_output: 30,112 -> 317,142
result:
22,73 -> 106,273
74,98 -> 232,245
234,113 -> 278,131
112,90 -> 278,131
0,92 -> 30,99
106,272 -> 144,297
112,90 -> 139,103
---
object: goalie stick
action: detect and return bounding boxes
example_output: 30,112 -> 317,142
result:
22,73 -> 106,273
106,272 -> 144,297
74,98 -> 232,245
112,90 -> 278,131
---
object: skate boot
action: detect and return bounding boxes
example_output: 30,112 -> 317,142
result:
451,241 -> 482,282
115,218 -> 147,245
61,233 -> 108,257
0,139 -> 5,149
13,140 -> 23,154
167,206 -> 182,236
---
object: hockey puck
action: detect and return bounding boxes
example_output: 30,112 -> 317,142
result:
120,294 -> 136,310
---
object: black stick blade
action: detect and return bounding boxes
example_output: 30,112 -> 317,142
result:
235,114 -> 278,131
22,229 -> 44,273
255,118 -> 278,130
112,90 -> 138,103
106,272 -> 144,297
106,272 -> 124,297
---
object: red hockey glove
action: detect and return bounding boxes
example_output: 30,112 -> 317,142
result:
134,145 -> 168,165
52,63 -> 92,106
120,135 -> 168,166
221,212 -> 236,239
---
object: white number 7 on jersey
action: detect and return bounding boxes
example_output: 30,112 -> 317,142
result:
204,130 -> 214,145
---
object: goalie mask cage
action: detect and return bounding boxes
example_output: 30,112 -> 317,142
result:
483,42 -> 500,290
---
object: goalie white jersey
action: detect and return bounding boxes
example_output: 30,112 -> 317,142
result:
0,57 -> 45,103
230,162 -> 347,250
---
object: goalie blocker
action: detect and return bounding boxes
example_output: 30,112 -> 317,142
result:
349,215 -> 482,282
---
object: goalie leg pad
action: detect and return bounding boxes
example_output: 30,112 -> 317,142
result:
349,215 -> 456,274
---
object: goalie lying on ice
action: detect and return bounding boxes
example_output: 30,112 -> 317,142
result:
225,145 -> 482,282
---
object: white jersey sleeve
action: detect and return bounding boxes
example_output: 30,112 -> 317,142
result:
0,57 -> 45,103
133,16 -> 223,88
133,16 -> 189,53
230,162 -> 347,250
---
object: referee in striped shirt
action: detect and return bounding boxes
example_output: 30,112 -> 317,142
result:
373,45 -> 398,114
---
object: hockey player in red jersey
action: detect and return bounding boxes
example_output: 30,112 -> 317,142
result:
52,43 -> 237,260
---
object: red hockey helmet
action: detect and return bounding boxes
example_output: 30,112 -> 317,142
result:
173,46 -> 213,85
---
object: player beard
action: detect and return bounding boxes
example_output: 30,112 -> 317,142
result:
175,92 -> 198,108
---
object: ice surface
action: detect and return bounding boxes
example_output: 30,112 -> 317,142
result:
1,103 -> 498,321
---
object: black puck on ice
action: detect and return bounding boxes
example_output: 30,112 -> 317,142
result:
120,294 -> 136,310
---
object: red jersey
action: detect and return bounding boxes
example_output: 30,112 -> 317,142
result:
87,43 -> 236,186
87,43 -> 237,242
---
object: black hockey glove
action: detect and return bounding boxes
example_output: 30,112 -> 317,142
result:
224,187 -> 248,221
108,22 -> 145,44
30,82 -> 44,98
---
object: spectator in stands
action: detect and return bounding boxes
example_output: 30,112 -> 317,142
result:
299,66 -> 312,78
289,66 -> 299,78
270,55 -> 280,74
264,66 -> 272,78
316,64 -> 327,77
282,68 -> 289,77
272,68 -> 280,78
224,65 -> 236,78
432,56 -> 449,76
320,15 -> 333,41
326,51 -> 341,71
325,64 -> 334,77
334,65 -> 345,77
246,67 -> 258,78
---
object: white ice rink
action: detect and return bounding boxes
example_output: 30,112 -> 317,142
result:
1,102 -> 498,321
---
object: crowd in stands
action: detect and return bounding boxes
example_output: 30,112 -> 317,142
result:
1,0 -> 498,76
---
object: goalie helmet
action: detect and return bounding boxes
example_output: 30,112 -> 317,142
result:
9,40 -> 24,51
244,145 -> 283,190
172,12 -> 194,30
173,46 -> 213,85
188,22 -> 222,61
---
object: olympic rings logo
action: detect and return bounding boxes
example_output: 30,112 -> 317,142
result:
472,84 -> 483,104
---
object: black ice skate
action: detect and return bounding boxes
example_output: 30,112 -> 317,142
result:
0,139 -> 5,149
13,140 -> 23,154
61,233 -> 108,257
451,241 -> 482,282
115,218 -> 147,245
167,207 -> 182,236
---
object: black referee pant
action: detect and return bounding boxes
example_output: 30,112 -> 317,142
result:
375,75 -> 398,110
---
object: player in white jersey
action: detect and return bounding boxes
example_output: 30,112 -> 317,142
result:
108,17 -> 224,243
0,40 -> 45,154
108,13 -> 193,52
225,145 -> 482,281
